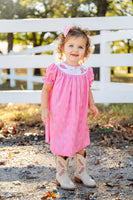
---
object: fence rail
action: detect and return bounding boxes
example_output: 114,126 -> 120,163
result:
0,16 -> 132,33
0,16 -> 133,103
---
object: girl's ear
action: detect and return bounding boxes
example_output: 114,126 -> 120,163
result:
85,49 -> 88,57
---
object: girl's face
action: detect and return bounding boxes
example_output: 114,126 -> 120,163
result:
62,36 -> 87,66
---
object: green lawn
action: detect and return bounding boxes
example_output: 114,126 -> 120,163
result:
0,80 -> 43,90
111,74 -> 133,83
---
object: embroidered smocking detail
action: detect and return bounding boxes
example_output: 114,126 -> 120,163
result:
57,62 -> 88,75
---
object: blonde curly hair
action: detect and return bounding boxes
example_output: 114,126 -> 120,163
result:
56,26 -> 92,63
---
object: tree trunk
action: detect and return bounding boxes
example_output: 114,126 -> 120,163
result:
7,32 -> 13,76
8,33 -> 13,53
93,0 -> 109,80
32,32 -> 41,76
127,39 -> 131,73
94,43 -> 100,80
34,52 -> 42,76
6,0 -> 14,77
96,0 -> 108,16
32,32 -> 37,47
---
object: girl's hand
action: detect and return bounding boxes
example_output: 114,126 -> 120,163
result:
41,108 -> 50,124
90,104 -> 99,119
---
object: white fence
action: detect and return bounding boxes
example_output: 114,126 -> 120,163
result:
0,16 -> 133,103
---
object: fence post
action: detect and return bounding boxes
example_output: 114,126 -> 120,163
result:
27,68 -> 33,90
10,68 -> 16,87
100,31 -> 111,86
100,31 -> 111,105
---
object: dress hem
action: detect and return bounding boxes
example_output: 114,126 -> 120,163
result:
50,142 -> 90,157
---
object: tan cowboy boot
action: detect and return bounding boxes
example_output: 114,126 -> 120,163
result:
74,150 -> 96,188
55,155 -> 75,190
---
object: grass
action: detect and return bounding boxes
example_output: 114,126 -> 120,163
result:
111,74 -> 133,83
0,80 -> 43,90
0,103 -> 132,128
88,103 -> 133,129
0,104 -> 41,126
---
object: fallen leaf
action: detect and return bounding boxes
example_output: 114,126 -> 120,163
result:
8,153 -> 12,157
123,134 -> 133,141
105,182 -> 114,187
41,191 -> 56,200
115,161 -> 121,167
0,160 -> 6,165
47,191 -> 51,197
108,109 -> 115,115
117,161 -> 121,166
0,122 -> 4,128
17,141 -> 25,146
41,195 -> 48,200
41,191 -> 56,199
105,182 -> 119,187
86,192 -> 94,199
35,161 -> 39,165
0,133 -> 5,141
116,175 -> 123,179
26,175 -> 37,179
111,190 -> 119,196
103,135 -> 112,146
95,158 -> 100,165
51,193 -> 56,199
96,140 -> 106,146
11,128 -> 16,135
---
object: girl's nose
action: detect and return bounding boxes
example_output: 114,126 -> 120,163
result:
73,47 -> 78,51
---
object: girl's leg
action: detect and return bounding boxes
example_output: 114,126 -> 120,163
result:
74,149 -> 96,188
77,149 -> 85,156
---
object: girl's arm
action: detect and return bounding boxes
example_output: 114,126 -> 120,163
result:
88,88 -> 98,119
41,83 -> 53,124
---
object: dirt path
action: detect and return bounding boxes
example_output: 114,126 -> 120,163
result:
0,125 -> 133,200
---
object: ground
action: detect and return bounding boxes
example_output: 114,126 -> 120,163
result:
0,121 -> 133,200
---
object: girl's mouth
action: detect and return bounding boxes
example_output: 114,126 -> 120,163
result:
71,54 -> 79,57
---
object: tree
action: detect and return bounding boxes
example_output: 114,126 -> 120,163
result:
0,0 -> 14,75
0,0 -> 14,53
94,0 -> 133,75
106,0 -> 133,74
0,0 -> 36,76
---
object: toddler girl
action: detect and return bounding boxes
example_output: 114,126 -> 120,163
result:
41,26 -> 98,190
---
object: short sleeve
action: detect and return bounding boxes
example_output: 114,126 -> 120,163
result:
42,63 -> 57,85
88,67 -> 94,87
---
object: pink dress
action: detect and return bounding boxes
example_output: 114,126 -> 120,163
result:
42,62 -> 94,157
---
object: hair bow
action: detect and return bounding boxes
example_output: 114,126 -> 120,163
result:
63,26 -> 73,37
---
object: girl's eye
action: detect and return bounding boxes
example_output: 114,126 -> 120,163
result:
69,45 -> 73,47
79,46 -> 83,49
